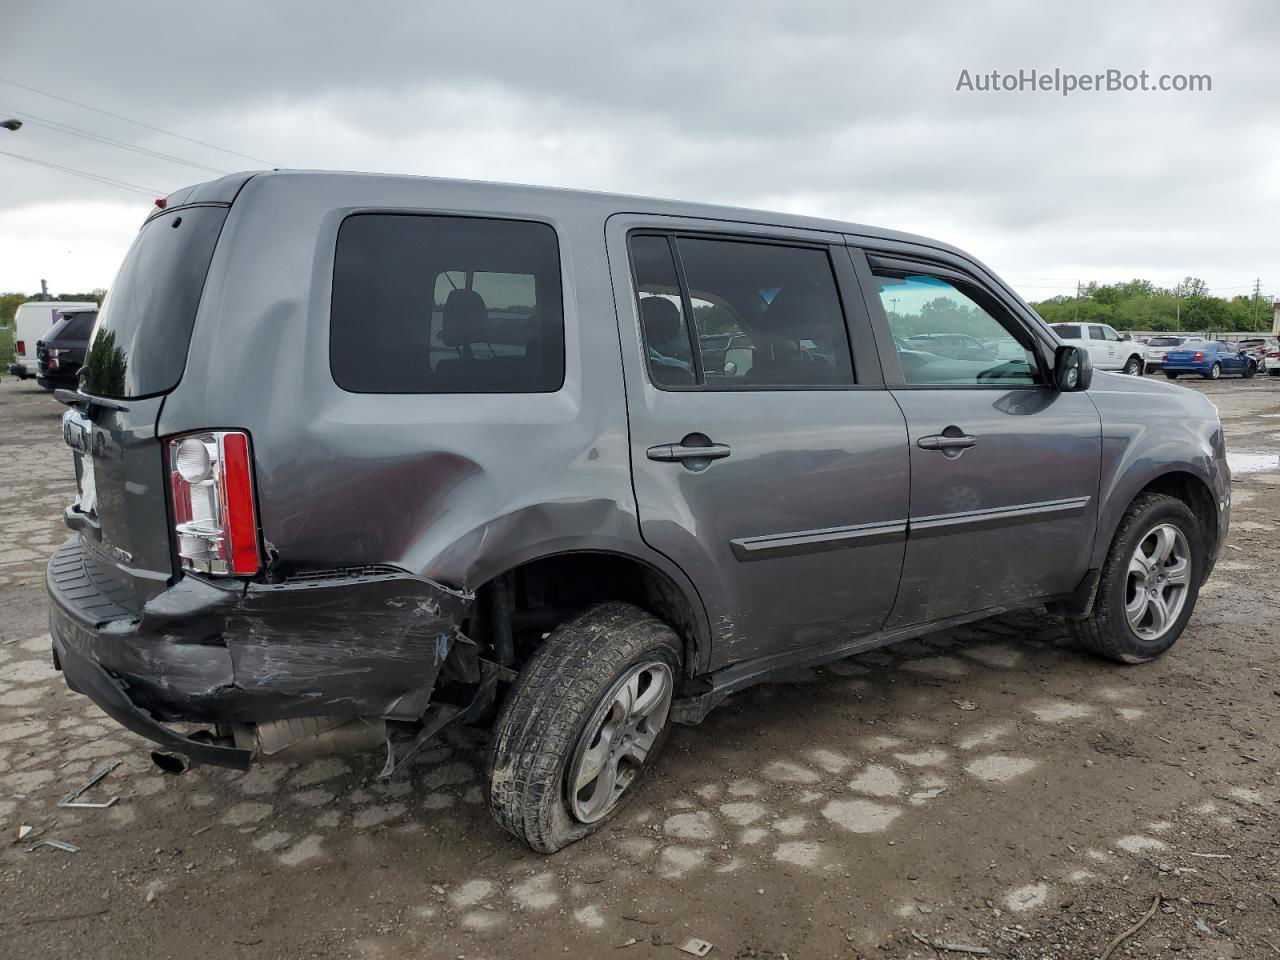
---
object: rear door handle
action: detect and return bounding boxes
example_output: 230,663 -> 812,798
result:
646,442 -> 732,463
917,434 -> 977,451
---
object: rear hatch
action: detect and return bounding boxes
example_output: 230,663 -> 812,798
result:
37,310 -> 97,379
61,200 -> 232,604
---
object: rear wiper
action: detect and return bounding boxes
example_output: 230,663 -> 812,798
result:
54,389 -> 129,412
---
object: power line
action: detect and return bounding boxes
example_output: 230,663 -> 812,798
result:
0,76 -> 275,167
5,108 -> 229,176
0,147 -> 160,197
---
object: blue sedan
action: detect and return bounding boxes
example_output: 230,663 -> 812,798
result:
1162,340 -> 1258,380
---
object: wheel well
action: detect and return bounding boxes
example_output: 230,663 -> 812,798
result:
463,553 -> 702,675
1135,471 -> 1220,572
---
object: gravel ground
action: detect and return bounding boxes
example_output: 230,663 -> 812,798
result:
1,374 -> 1277,960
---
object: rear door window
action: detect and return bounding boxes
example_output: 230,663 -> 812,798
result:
84,206 -> 228,398
331,215 -> 564,393
630,234 -> 855,388
1053,324 -> 1081,339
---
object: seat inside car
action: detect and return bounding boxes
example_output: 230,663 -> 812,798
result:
640,296 -> 695,386
745,284 -> 839,385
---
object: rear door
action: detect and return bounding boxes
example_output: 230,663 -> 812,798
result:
853,250 -> 1101,627
608,217 -> 909,666
1088,324 -> 1118,369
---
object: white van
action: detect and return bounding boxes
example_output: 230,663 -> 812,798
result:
8,301 -> 98,379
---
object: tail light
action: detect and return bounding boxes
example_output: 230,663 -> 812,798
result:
166,431 -> 260,576
47,348 -> 63,370
1162,353 -> 1169,361
1193,351 -> 1204,361
16,339 -> 25,356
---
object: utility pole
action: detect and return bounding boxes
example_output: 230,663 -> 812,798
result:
888,298 -> 899,316
1252,278 -> 1261,332
39,278 -> 49,301
1174,280 -> 1181,330
1073,281 -> 1081,323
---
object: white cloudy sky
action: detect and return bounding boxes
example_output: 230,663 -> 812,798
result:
1,0 -> 1276,301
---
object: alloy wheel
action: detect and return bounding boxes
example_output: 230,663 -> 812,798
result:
567,660 -> 673,823
1125,523 -> 1192,641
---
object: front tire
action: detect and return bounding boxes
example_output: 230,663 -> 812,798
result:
487,602 -> 681,853
1067,493 -> 1202,663
1243,361 -> 1257,379
1123,355 -> 1143,376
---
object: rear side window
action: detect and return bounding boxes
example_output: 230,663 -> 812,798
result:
1053,324 -> 1081,339
84,206 -> 228,398
331,214 -> 564,394
631,234 -> 855,388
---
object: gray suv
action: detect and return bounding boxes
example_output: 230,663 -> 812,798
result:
48,172 -> 1229,852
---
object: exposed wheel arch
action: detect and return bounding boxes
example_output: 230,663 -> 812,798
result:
467,550 -> 710,677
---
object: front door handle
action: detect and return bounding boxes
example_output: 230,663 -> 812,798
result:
917,429 -> 977,459
917,435 -> 976,451
647,442 -> 732,462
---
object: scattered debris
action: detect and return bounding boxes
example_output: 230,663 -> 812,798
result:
58,759 -> 122,809
622,915 -> 658,925
953,699 -> 978,711
678,938 -> 714,957
1099,895 -> 1160,960
17,825 -> 33,841
1194,918 -> 1215,937
616,938 -> 639,949
1187,852 -> 1232,859
27,839 -> 80,854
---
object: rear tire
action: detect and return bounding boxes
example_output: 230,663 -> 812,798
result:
486,601 -> 681,853
1204,362 -> 1221,380
1165,372 -> 1179,379
1068,493 -> 1202,664
1269,368 -> 1280,378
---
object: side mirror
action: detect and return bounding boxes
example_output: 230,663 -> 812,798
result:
1120,333 -> 1132,341
1054,344 -> 1093,391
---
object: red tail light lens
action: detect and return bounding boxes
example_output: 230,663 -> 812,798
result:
1193,351 -> 1204,361
166,431 -> 260,576
16,339 -> 25,356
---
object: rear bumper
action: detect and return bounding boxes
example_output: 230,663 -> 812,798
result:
8,362 -> 30,378
1161,363 -> 1208,375
48,535 -> 473,766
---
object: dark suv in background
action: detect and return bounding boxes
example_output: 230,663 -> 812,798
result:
48,171 -> 1229,852
36,308 -> 98,390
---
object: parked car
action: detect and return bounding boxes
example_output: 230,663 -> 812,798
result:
36,308 -> 98,389
49,171 -> 1229,852
1049,322 -> 1145,376
1142,335 -> 1202,374
1266,342 -> 1280,377
7,300 -> 98,379
906,332 -> 997,361
1235,337 -> 1278,373
1161,340 -> 1258,380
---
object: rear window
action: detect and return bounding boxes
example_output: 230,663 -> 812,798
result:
1147,336 -> 1181,347
1052,324 -> 1081,339
49,311 -> 97,341
330,214 -> 564,394
84,206 -> 228,398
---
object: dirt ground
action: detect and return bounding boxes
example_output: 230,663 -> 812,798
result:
1,374 -> 1277,960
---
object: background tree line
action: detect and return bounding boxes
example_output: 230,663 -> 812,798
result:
1029,278 -> 1274,334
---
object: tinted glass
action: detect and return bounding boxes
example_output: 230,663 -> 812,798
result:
877,273 -> 1039,385
1147,336 -> 1181,347
84,206 -> 228,398
1088,325 -> 1106,340
61,311 -> 97,340
1053,324 -> 1081,339
331,215 -> 564,393
674,237 -> 854,386
630,235 -> 695,386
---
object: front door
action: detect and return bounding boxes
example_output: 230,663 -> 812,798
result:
608,219 -> 910,667
860,256 -> 1102,627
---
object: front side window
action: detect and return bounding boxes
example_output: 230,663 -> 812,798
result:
331,215 -> 564,393
630,234 -> 855,388
875,273 -> 1039,386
